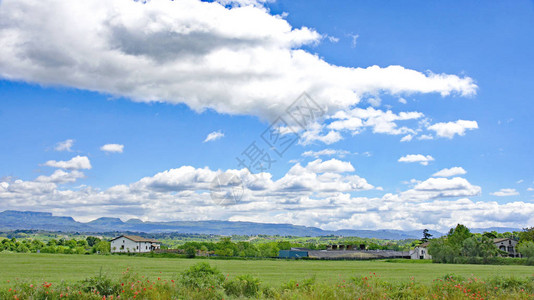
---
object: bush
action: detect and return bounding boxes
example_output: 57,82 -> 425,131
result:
80,272 -> 120,296
224,274 -> 261,297
179,262 -> 225,290
1,271 -> 534,299
442,273 -> 465,282
281,276 -> 316,291
488,276 -> 531,290
518,241 -> 534,264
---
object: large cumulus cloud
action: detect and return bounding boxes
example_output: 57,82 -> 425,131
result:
0,0 -> 476,121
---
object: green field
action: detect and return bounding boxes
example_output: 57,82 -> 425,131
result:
1,253 -> 533,288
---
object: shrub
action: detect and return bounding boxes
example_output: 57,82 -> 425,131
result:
442,273 -> 465,282
518,241 -> 534,265
224,274 -> 261,297
281,276 -> 316,292
179,262 -> 225,290
488,276 -> 531,290
80,272 -> 120,296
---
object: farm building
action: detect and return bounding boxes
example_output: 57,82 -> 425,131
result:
409,242 -> 432,260
110,235 -> 161,253
279,246 -> 410,260
279,249 -> 309,259
493,238 -> 520,257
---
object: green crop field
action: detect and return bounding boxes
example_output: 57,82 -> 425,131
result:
1,253 -> 533,288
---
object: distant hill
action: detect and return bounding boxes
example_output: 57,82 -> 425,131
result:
7,210 -> 515,240
471,227 -> 524,234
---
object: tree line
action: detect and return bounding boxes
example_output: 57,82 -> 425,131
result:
427,225 -> 534,265
0,236 -> 110,254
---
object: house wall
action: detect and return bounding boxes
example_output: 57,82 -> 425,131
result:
111,237 -> 138,253
410,247 -> 431,259
494,239 -> 519,257
110,237 -> 161,253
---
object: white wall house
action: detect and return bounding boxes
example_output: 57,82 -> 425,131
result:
410,242 -> 432,259
110,235 -> 161,253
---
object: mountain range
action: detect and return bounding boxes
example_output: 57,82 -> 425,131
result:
0,210 -> 521,240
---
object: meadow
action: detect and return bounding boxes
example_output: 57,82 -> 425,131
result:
1,253 -> 533,288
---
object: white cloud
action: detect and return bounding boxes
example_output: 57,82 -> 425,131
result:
527,187 -> 534,192
432,167 -> 467,177
100,143 -> 124,153
327,36 -> 339,43
400,134 -> 413,142
516,179 -> 524,184
398,98 -> 407,104
491,188 -> 519,197
132,166 -> 218,192
0,0 -> 476,123
203,131 -> 225,143
398,177 -> 482,202
35,170 -> 85,184
417,134 -> 434,140
328,107 -> 424,136
43,156 -> 92,170
301,149 -> 350,158
54,139 -> 74,152
304,158 -> 355,173
367,97 -> 381,107
349,33 -> 359,48
402,178 -> 421,186
299,123 -> 343,145
215,0 -> 273,7
3,160 -> 534,231
398,154 -> 434,166
427,120 -> 478,139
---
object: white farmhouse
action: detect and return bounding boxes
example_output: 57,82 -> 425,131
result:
410,242 -> 432,260
110,235 -> 161,253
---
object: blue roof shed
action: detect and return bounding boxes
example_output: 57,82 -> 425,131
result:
279,250 -> 308,258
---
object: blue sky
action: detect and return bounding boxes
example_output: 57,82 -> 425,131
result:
0,0 -> 533,231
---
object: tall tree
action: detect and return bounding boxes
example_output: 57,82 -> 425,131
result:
519,227 -> 534,242
447,224 -> 472,250
422,229 -> 433,243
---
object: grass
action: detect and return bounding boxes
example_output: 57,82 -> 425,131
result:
1,253 -> 533,288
